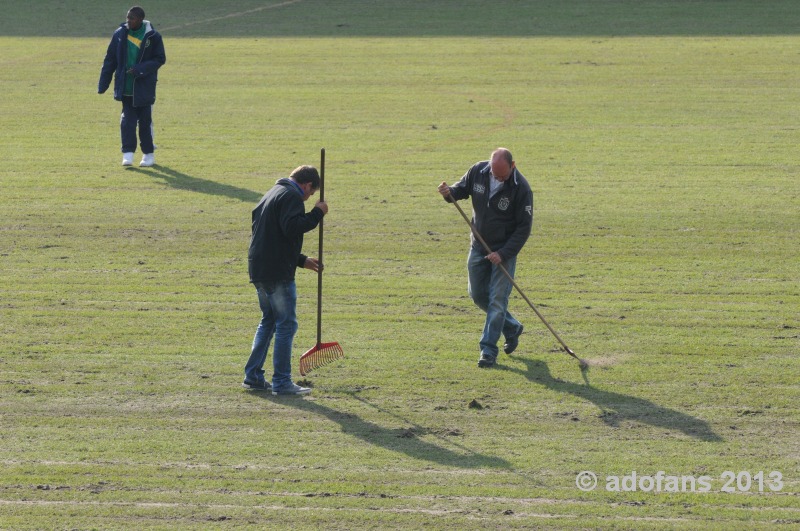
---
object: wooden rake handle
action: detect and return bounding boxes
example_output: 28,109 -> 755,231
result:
447,195 -> 578,358
316,148 -> 325,346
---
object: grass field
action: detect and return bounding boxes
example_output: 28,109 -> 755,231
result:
1,1 -> 798,528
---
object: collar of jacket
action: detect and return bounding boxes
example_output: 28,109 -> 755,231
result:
122,20 -> 154,34
276,178 -> 305,198
480,163 -> 519,186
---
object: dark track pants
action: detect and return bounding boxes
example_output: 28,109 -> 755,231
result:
120,96 -> 154,154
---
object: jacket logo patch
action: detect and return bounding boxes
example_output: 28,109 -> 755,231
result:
525,205 -> 532,216
473,183 -> 485,195
498,197 -> 510,211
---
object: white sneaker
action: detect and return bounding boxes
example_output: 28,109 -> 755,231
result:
140,153 -> 155,167
271,383 -> 312,396
122,152 -> 134,166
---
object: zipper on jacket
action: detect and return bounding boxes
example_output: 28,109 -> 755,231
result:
132,30 -> 152,103
113,23 -> 153,102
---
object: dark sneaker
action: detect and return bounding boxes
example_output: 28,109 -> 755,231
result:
504,324 -> 524,355
478,353 -> 496,368
272,383 -> 311,396
242,379 -> 271,391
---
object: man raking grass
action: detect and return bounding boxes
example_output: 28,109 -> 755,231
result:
439,148 -> 589,372
437,148 -> 531,368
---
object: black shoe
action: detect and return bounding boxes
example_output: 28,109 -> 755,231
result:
503,324 -> 524,355
478,353 -> 496,368
242,379 -> 271,391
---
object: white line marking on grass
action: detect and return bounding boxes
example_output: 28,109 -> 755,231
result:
160,0 -> 305,32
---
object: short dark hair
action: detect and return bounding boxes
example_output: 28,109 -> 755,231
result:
289,165 -> 320,189
128,6 -> 145,19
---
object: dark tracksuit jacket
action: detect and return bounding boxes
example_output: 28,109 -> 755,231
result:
446,160 -> 534,261
98,20 -> 166,106
248,179 -> 325,285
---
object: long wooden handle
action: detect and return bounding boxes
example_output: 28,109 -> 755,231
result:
316,148 -> 325,346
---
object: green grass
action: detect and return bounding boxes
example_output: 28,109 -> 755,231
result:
1,1 -> 799,529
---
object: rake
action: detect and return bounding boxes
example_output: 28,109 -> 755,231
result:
299,148 -> 343,376
447,195 -> 588,371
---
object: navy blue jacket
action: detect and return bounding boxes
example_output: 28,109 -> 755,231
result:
249,179 -> 325,284
446,161 -> 533,261
98,20 -> 165,107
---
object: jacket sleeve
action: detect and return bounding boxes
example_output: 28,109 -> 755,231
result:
130,32 -> 166,77
98,32 -> 118,93
445,166 -> 473,202
279,198 -> 324,239
498,187 -> 533,261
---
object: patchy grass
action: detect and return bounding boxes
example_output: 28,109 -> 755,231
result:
0,1 -> 798,528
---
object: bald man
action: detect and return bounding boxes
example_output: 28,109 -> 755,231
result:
438,148 -> 533,367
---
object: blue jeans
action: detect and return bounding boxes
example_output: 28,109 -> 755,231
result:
120,96 -> 154,154
244,281 -> 298,390
467,247 -> 522,358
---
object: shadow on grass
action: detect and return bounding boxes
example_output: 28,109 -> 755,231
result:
4,1 -> 800,37
128,165 -> 262,203
252,392 -> 512,470
501,358 -> 723,442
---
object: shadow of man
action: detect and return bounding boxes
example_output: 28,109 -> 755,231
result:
128,165 -> 263,203
502,358 -> 723,442
251,392 -> 512,469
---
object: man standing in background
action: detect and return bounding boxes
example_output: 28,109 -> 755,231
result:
98,6 -> 166,167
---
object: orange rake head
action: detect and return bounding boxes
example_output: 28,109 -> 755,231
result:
299,341 -> 344,376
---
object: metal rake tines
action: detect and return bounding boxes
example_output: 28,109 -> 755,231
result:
299,342 -> 344,376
